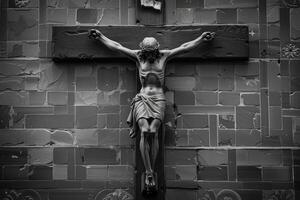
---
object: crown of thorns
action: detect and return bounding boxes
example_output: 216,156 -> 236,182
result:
139,40 -> 160,50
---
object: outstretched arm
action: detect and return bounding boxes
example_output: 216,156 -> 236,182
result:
166,31 -> 215,59
89,29 -> 137,61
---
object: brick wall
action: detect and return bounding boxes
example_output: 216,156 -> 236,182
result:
0,0 -> 299,200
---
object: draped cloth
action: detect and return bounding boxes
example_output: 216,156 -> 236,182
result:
127,92 -> 166,138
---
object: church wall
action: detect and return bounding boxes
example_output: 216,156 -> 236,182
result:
0,0 -> 299,199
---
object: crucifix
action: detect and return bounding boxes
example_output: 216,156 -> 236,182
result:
52,2 -> 248,199
88,28 -> 215,195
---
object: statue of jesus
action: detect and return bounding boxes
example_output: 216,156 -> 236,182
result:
88,29 -> 215,192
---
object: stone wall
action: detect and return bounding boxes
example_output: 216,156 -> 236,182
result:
0,0 -> 299,200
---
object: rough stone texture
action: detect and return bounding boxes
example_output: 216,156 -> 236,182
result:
0,0 -> 299,199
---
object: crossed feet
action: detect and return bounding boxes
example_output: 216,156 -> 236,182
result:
143,171 -> 157,195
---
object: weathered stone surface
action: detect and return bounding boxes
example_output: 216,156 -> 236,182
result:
198,166 -> 228,180
29,91 -> 46,105
241,93 -> 260,106
195,91 -> 218,105
47,8 -> 67,24
182,114 -> 208,128
216,9 -> 237,24
98,129 -> 119,146
165,149 -> 197,165
98,66 -> 119,91
194,8 -> 217,24
0,148 -> 28,164
198,150 -> 228,165
84,148 -> 120,165
75,91 -> 97,106
29,165 -> 52,180
174,91 -> 195,105
269,106 -> 282,130
26,115 -> 74,128
86,165 -> 108,180
53,165 -> 68,180
76,77 -> 97,91
175,165 -> 197,180
51,130 -> 74,145
76,106 -> 97,128
195,76 -> 218,91
7,9 -> 38,41
219,92 -> 240,105
218,130 -> 235,146
291,92 -> 300,108
76,9 -> 99,24
236,106 -> 259,129
237,166 -> 261,181
52,25 -> 249,60
188,129 -> 209,146
97,91 -> 120,105
108,165 -> 134,180
28,148 -> 53,164
166,189 -> 197,200
236,130 -> 261,146
262,166 -> 291,181
0,77 -> 24,90
48,92 -> 68,105
74,129 -> 98,146
166,77 -> 196,91
219,114 -> 235,129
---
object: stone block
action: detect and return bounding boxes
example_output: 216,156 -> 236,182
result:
219,114 -> 235,129
218,129 -> 235,146
75,91 -> 97,106
76,77 -> 97,91
48,92 -> 68,105
176,8 -> 194,24
269,106 -> 282,129
198,150 -> 228,165
195,91 -> 218,105
76,106 -> 97,128
120,66 -> 136,90
236,129 -> 261,146
188,129 -> 209,146
0,77 -> 24,91
166,189 -> 197,200
217,9 -> 237,24
182,114 -> 208,128
165,77 -> 196,91
49,191 -> 91,200
106,114 -> 120,128
76,8 -> 99,24
176,0 -> 203,8
165,149 -> 197,165
165,165 -> 176,180
84,148 -> 120,165
238,8 -> 258,24
7,9 -> 38,41
53,165 -> 68,180
2,165 -> 29,180
198,166 -> 228,180
204,0 -> 258,8
175,130 -> 188,146
29,165 -> 52,180
195,76 -> 218,91
28,148 -> 53,165
174,91 -> 195,105
119,129 -> 133,146
237,166 -> 261,181
46,8 -> 67,24
26,115 -> 74,128
236,106 -> 259,129
291,92 -> 300,108
120,148 -> 134,165
120,91 -> 135,105
219,92 -> 240,105
241,93 -> 259,106
90,0 -> 119,8
0,91 -> 28,105
175,165 -> 197,180
9,0 -> 38,8
74,129 -> 98,146
29,91 -> 46,105
98,129 -> 119,146
98,8 -> 120,25
68,0 -> 89,8
108,165 -> 134,180
219,77 -> 234,91
262,166 -> 291,181
193,8 -> 217,24
86,165 -> 108,180
98,66 -> 119,91
53,147 -> 71,164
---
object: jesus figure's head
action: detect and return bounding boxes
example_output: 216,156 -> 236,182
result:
138,37 -> 162,64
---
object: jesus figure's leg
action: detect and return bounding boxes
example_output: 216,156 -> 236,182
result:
149,119 -> 160,169
138,118 -> 152,175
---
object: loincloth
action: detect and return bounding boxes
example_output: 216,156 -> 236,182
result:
127,93 -> 166,138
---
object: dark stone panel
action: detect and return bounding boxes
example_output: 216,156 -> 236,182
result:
236,106 -> 259,129
218,129 -> 235,146
76,106 -> 97,128
84,148 -> 120,165
174,91 -> 195,105
166,189 -> 197,200
197,166 -> 228,180
262,166 -> 291,181
165,149 -> 197,165
216,9 -> 237,24
25,115 -> 74,128
0,148 -> 27,164
76,9 -> 98,24
2,165 -> 29,180
237,166 -> 261,181
29,165 -> 52,180
236,189 -> 262,200
209,114 -> 217,146
188,129 -> 209,146
52,25 -> 249,60
182,114 -> 208,128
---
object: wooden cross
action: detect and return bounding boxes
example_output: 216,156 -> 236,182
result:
52,3 -> 248,199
